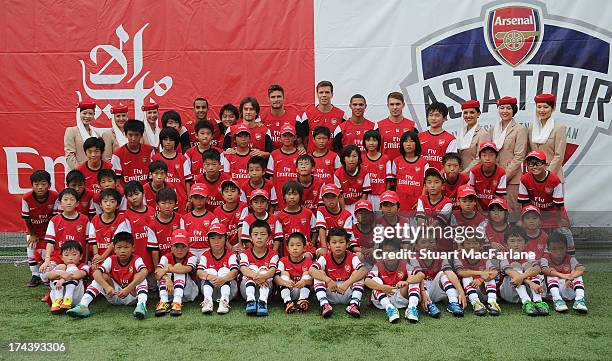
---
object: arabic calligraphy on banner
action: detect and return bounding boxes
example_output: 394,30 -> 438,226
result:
77,23 -> 173,126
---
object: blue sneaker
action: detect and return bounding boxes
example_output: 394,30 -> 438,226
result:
404,306 -> 419,323
427,303 -> 441,318
386,306 -> 400,323
245,300 -> 257,315
447,302 -> 464,317
256,301 -> 268,316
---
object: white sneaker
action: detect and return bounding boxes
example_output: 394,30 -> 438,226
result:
200,299 -> 214,314
217,299 -> 231,314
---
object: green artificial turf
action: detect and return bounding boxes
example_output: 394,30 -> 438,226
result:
1,262 -> 611,361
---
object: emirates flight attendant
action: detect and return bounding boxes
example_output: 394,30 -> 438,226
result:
64,101 -> 100,170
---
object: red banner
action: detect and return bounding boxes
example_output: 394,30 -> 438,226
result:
0,0 -> 315,231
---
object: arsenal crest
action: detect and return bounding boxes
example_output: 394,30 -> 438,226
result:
485,5 -> 542,67
76,225 -> 83,232
255,133 -> 262,140
545,187 -> 553,194
325,160 -> 331,165
331,118 -> 338,125
142,157 -> 148,164
344,264 -> 351,272
300,218 -> 307,225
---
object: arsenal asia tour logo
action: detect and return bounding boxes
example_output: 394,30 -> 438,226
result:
400,1 -> 612,177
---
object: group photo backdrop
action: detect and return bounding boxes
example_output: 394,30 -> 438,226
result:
1,0 -> 611,231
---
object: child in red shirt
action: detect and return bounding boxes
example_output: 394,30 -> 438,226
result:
362,130 -> 389,212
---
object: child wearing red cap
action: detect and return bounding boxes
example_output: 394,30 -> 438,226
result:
520,205 -> 549,259
441,153 -> 470,210
221,123 -> 256,182
267,124 -> 300,209
418,102 -> 457,171
213,180 -> 247,252
450,185 -> 485,229
102,103 -> 129,162
154,229 -> 198,317
182,183 -> 216,259
529,93 -> 567,182
468,142 -> 507,210
362,130 -> 389,212
386,130 -> 429,215
197,223 -> 239,314
350,199 -> 376,263
274,232 -> 314,314
482,198 -> 510,250
316,184 -> 353,254
518,150 -> 569,230
376,190 -> 411,250
239,189 -> 283,250
458,100 -> 490,172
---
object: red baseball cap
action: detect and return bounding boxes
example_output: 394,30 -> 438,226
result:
111,103 -> 128,114
206,223 -> 227,237
171,229 -> 189,246
321,183 -> 340,197
380,190 -> 400,204
526,150 -> 547,162
250,188 -> 270,202
457,184 -> 477,198
78,101 -> 96,110
141,101 -> 159,111
488,197 -> 508,210
354,199 -> 373,212
534,93 -> 556,103
497,96 -> 517,106
522,204 -> 541,216
190,183 -> 208,197
234,123 -> 251,136
461,100 -> 480,110
280,124 -> 296,136
479,142 -> 498,153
